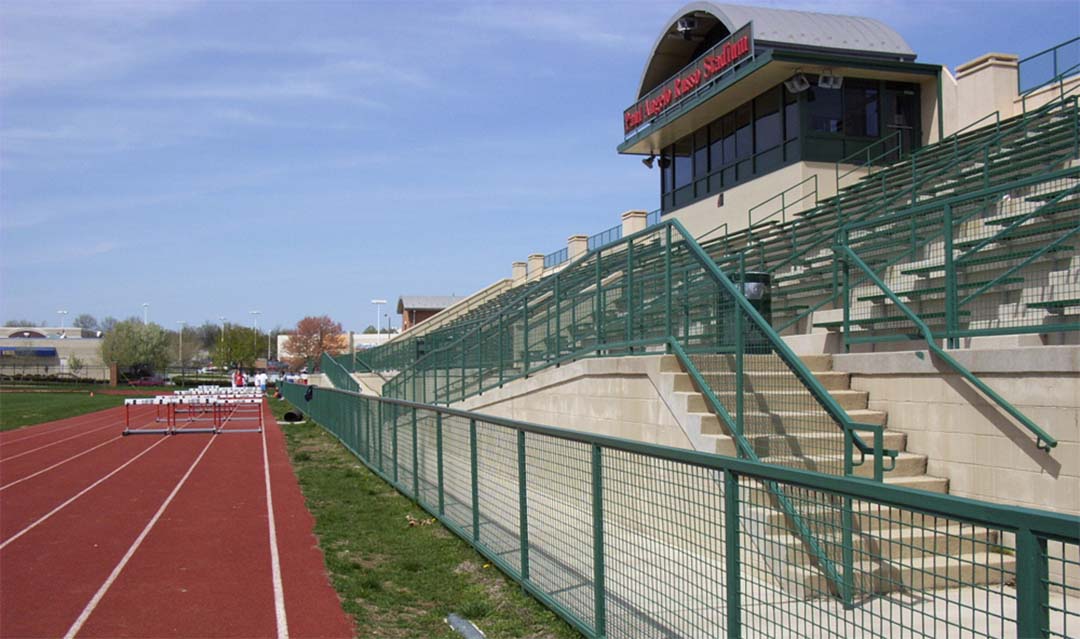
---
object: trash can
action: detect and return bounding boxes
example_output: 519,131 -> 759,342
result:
734,271 -> 771,353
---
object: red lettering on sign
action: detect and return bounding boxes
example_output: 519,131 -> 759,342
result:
623,28 -> 752,134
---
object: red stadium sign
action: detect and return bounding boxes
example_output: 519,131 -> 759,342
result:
624,23 -> 754,135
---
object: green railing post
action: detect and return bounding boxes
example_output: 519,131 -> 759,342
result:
595,251 -> 604,356
724,470 -> 741,639
665,225 -> 674,348
555,272 -> 562,360
436,413 -> 445,516
411,407 -> 419,500
392,404 -> 399,483
1016,528 -> 1050,639
841,428 -> 856,607
517,429 -> 530,581
626,238 -> 634,348
735,253 -> 746,437
498,313 -> 505,387
377,401 -> 384,472
841,238 -> 852,354
470,418 -> 480,543
841,493 -> 855,607
590,444 -> 606,638
944,204 -> 959,349
523,293 -> 531,375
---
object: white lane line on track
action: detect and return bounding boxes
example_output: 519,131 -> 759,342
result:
0,435 -> 171,550
0,408 -> 120,445
62,434 -> 218,639
262,410 -> 289,639
0,436 -> 122,492
1,422 -> 120,463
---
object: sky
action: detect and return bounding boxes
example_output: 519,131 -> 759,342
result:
2,0 -> 1078,332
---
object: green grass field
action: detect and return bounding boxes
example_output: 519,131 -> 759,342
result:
0,392 -> 128,431
273,397 -> 580,639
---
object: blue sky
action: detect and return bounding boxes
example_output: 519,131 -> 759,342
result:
2,0 -> 1077,332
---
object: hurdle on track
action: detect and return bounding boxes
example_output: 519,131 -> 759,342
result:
122,386 -> 265,436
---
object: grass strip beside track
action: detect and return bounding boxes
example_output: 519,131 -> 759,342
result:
0,393 -> 127,431
272,397 -> 581,639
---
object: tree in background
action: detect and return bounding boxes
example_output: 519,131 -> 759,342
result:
4,319 -> 41,327
100,316 -> 119,333
72,314 -> 98,330
99,319 -> 171,376
362,325 -> 378,334
212,324 -> 262,370
68,356 -> 85,376
167,326 -> 202,367
286,315 -> 345,370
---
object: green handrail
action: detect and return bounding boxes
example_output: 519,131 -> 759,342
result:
833,242 -> 1058,452
381,215 -> 890,474
746,174 -> 819,235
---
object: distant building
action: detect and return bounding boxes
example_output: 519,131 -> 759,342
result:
0,326 -> 106,379
397,296 -> 464,332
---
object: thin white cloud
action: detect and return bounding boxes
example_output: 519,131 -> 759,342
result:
454,3 -> 644,48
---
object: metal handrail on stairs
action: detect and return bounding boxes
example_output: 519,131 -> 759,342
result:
832,242 -> 1058,452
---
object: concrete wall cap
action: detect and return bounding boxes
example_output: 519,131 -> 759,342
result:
956,52 -> 1020,75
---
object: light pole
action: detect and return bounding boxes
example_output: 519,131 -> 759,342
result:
250,310 -> 261,361
372,299 -> 387,335
176,321 -> 187,381
219,316 -> 228,368
56,309 -> 68,329
142,302 -> 150,325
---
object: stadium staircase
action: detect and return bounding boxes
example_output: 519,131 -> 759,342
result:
313,92 -> 1078,603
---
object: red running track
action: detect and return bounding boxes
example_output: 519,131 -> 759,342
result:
0,402 -> 354,638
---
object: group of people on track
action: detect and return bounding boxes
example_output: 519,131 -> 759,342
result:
231,368 -> 268,391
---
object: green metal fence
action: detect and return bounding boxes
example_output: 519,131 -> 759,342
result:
282,383 -> 1080,639
381,218 -> 891,482
831,169 -> 1079,349
321,352 -> 359,392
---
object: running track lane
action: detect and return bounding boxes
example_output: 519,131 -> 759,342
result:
0,406 -> 158,490
35,401 -> 354,638
0,432 -> 209,637
0,406 -> 127,445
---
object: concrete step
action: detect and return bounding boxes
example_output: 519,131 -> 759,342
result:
691,369 -> 852,391
706,388 -> 869,412
787,552 -> 1015,599
756,451 -> 927,478
885,474 -> 950,493
700,433 -> 738,457
688,412 -> 724,435
745,430 -> 907,458
846,409 -> 888,426
749,502 -> 953,533
800,354 -> 833,371
766,524 -> 1000,567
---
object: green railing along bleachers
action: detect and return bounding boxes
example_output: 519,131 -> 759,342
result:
282,382 -> 1080,639
699,95 -> 1080,339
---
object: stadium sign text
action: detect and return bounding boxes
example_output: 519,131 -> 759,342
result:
623,23 -> 753,135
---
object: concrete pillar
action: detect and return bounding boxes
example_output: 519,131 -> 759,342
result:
568,234 -> 588,261
955,53 -> 1019,130
512,261 -> 527,285
621,210 -> 649,238
527,254 -> 545,281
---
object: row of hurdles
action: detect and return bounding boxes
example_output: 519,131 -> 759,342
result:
122,386 -> 265,435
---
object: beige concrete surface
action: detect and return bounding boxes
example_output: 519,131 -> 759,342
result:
834,347 -> 1080,514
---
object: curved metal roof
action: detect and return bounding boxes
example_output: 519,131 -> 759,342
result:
638,2 -> 916,97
